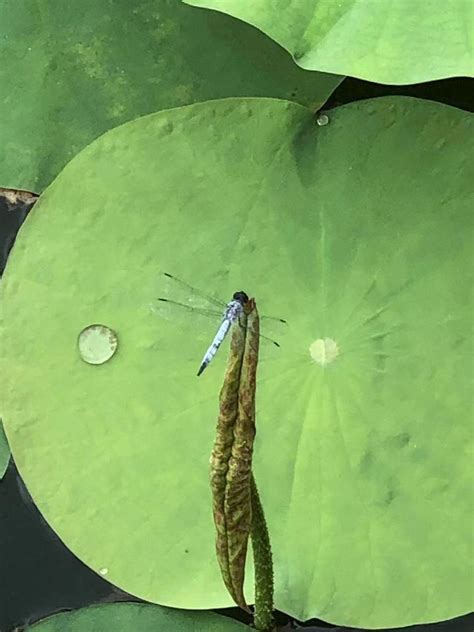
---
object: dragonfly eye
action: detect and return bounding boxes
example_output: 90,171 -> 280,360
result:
233,291 -> 249,305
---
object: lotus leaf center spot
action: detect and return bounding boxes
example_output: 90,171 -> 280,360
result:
78,324 -> 118,365
309,338 -> 339,366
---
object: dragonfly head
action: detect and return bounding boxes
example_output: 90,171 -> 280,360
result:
233,291 -> 249,305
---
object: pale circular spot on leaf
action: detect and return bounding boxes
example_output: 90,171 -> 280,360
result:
309,337 -> 339,366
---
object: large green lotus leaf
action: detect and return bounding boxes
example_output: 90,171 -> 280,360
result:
1,97 -> 473,628
29,603 -> 248,631
0,0 -> 341,193
185,0 -> 474,84
0,420 -> 10,479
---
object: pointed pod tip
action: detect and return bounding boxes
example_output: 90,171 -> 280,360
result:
233,596 -> 251,614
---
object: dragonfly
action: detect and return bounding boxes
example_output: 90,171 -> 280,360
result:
153,272 -> 287,376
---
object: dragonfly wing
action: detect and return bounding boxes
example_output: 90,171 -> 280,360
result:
258,314 -> 289,346
157,271 -> 227,310
151,298 -> 224,337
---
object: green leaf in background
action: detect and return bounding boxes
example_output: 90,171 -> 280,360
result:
184,0 -> 474,84
1,97 -> 472,628
28,602 -> 248,631
0,420 -> 10,479
0,0 -> 341,194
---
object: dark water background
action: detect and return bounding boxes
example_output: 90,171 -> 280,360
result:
1,76 -> 473,631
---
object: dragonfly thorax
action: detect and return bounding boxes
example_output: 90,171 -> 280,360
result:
223,291 -> 248,323
224,299 -> 245,322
